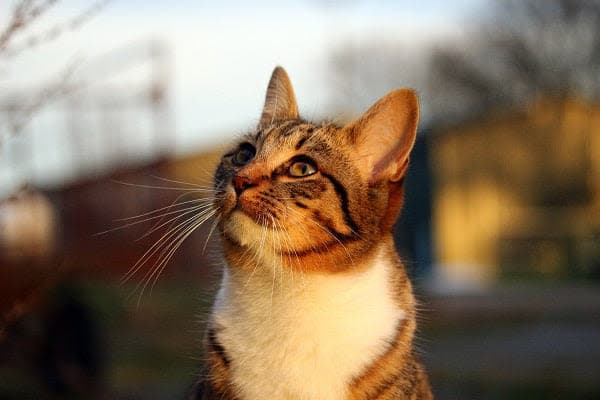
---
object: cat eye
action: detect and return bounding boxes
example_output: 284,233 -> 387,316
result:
232,143 -> 256,166
289,160 -> 317,177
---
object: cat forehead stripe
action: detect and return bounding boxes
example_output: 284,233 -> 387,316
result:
266,121 -> 309,143
294,136 -> 309,150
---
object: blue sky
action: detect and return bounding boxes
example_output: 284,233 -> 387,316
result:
0,0 -> 483,194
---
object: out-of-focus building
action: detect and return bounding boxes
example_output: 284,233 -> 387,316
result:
0,152 -> 221,323
431,97 -> 600,286
0,40 -> 220,323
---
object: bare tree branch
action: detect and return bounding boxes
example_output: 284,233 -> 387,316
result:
0,60 -> 83,146
0,0 -> 114,148
328,0 -> 600,127
0,0 -> 113,58
428,0 -> 600,124
0,0 -> 59,52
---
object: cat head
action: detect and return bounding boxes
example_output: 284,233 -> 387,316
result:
214,67 -> 418,273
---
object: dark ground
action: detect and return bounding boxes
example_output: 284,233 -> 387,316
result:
1,280 -> 599,399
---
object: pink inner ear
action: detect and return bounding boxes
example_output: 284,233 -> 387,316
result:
347,89 -> 419,184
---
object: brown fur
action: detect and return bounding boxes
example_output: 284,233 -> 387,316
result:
190,67 -> 432,399
346,238 -> 432,400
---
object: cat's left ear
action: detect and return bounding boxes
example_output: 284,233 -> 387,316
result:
259,66 -> 299,128
344,89 -> 419,184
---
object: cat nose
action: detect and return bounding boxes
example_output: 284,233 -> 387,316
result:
233,174 -> 257,196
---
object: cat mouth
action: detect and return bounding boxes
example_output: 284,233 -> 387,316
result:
219,186 -> 267,223
231,206 -> 272,228
232,194 -> 275,226
216,188 -> 269,227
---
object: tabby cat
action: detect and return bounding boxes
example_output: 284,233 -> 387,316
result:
191,67 -> 432,400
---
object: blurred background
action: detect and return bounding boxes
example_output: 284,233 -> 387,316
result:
1,0 -> 599,399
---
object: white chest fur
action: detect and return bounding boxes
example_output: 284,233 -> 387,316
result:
212,249 -> 405,400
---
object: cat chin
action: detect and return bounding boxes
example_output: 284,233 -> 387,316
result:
224,210 -> 269,247
223,210 -> 300,259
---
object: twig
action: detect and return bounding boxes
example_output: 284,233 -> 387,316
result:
0,0 -> 113,58
0,59 -> 83,145
0,0 -> 59,52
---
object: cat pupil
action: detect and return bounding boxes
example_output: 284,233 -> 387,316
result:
289,161 -> 316,177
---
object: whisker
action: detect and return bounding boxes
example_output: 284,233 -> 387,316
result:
243,213 -> 267,288
131,215 -> 205,306
273,204 -> 307,287
278,204 -> 302,277
95,203 -> 209,236
137,209 -> 218,304
202,208 -> 220,253
142,190 -> 213,238
111,179 -> 215,192
285,204 -> 354,264
115,198 -> 211,222
121,211 -> 208,284
272,217 -> 287,296
268,214 -> 277,316
149,174 -> 213,189
137,204 -> 214,240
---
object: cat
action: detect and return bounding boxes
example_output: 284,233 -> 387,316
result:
190,67 -> 432,400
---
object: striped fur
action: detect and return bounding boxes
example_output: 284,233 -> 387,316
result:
191,67 -> 432,399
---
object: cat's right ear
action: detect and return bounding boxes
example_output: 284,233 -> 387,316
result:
344,89 -> 419,185
259,66 -> 299,128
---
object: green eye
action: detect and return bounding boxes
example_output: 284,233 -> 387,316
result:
232,144 -> 256,166
289,161 -> 317,177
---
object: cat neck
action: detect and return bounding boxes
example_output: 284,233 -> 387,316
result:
212,236 -> 409,400
215,236 -> 406,326
218,234 -> 401,298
